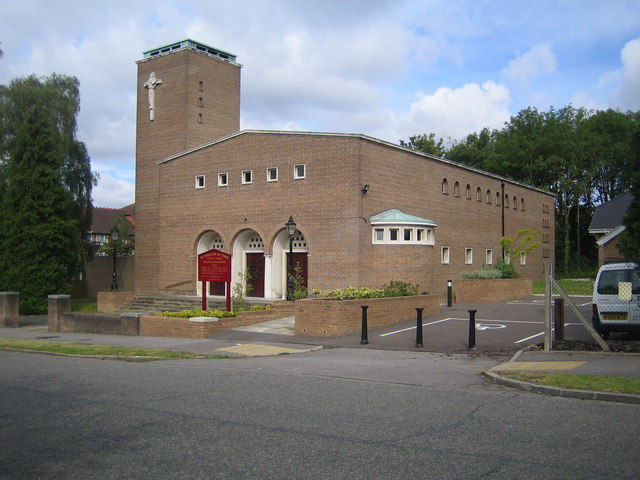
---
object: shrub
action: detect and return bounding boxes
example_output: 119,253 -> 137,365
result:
460,268 -> 503,279
382,280 -> 420,297
313,281 -> 422,300
158,309 -> 237,318
495,258 -> 518,278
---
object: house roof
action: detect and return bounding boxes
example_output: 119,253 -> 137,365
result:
370,208 -> 438,227
597,225 -> 626,246
91,205 -> 136,235
588,192 -> 632,234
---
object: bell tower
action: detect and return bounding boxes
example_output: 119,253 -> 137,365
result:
134,39 -> 241,293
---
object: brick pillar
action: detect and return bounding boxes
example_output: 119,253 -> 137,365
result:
48,295 -> 71,332
0,292 -> 19,327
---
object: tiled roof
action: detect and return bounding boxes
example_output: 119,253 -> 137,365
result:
91,206 -> 136,235
588,192 -> 632,233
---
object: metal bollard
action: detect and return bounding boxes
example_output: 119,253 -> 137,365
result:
554,298 -> 564,343
415,307 -> 424,348
447,280 -> 453,307
360,305 -> 369,345
468,309 -> 477,351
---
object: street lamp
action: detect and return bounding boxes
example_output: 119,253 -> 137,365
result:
285,216 -> 296,300
110,225 -> 118,292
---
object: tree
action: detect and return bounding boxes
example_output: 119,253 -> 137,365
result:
98,215 -> 135,257
0,105 -> 77,313
400,133 -> 446,156
446,128 -> 496,169
0,74 -> 95,275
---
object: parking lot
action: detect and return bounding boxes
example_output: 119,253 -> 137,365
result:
308,295 -> 596,354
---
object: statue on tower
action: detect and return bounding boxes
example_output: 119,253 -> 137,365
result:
144,72 -> 162,121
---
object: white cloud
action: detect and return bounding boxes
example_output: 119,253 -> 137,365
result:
618,38 -> 640,110
382,81 -> 511,142
92,172 -> 135,208
502,43 -> 558,84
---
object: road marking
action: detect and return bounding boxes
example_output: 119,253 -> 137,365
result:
380,318 -> 544,337
514,331 -> 544,343
476,323 -> 506,331
379,318 -> 451,336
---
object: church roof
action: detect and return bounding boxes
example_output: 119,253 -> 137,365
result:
370,209 -> 437,227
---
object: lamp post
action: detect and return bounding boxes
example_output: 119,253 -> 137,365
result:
110,226 -> 118,292
285,216 -> 296,301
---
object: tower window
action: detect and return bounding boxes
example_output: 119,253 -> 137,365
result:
242,170 -> 252,184
218,173 -> 228,187
267,167 -> 278,182
294,164 -> 306,179
195,175 -> 205,189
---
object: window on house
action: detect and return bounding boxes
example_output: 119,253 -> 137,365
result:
486,189 -> 491,204
198,81 -> 204,91
496,192 -> 501,206
403,228 -> 412,241
218,173 -> 228,186
476,187 -> 482,202
197,113 -> 203,124
486,249 -> 493,265
505,194 -> 509,208
520,251 -> 527,265
441,246 -> 450,264
195,175 -> 205,189
513,196 -> 517,209
389,228 -> 399,241
521,198 -> 526,211
441,178 -> 448,194
242,170 -> 252,184
294,164 -> 306,179
465,184 -> 471,199
371,226 -> 435,245
374,228 -> 385,242
267,167 -> 278,182
453,182 -> 460,197
416,229 -> 424,242
465,248 -> 473,264
198,97 -> 204,107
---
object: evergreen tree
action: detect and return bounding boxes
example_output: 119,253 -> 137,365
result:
0,105 -> 77,313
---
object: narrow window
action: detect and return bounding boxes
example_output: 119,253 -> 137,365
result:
465,184 -> 471,200
486,189 -> 491,204
441,178 -> 448,194
218,173 -> 228,187
197,113 -> 203,124
416,229 -> 424,242
198,81 -> 204,91
465,248 -> 473,265
389,229 -> 399,241
505,194 -> 509,208
267,167 -> 278,182
496,192 -> 501,206
195,175 -> 205,189
520,251 -> 527,265
374,228 -> 384,243
403,228 -> 412,242
476,187 -> 482,202
242,170 -> 252,185
513,196 -> 517,209
441,246 -> 450,264
294,164 -> 306,179
426,229 -> 434,245
486,249 -> 493,265
453,182 -> 460,197
198,97 -> 204,107
521,198 -> 525,211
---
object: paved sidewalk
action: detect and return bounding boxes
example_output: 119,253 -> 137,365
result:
484,349 -> 640,404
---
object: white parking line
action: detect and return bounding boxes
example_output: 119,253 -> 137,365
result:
379,318 -> 451,336
379,317 -> 543,337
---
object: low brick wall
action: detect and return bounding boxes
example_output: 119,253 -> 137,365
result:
97,291 -> 136,313
294,295 -> 441,337
455,278 -> 532,303
139,302 -> 296,338
0,292 -> 19,327
52,312 -> 140,336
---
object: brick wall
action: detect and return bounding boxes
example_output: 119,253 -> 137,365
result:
52,313 -> 140,336
294,294 -> 441,337
97,291 -> 136,312
455,278 -> 532,303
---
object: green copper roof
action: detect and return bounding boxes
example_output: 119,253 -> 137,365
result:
143,39 -> 237,62
370,209 -> 437,227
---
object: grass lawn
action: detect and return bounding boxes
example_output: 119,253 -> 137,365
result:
71,298 -> 97,312
532,278 -> 594,296
0,338 -> 226,360
501,371 -> 640,395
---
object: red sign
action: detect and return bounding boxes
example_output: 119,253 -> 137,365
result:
198,249 -> 231,282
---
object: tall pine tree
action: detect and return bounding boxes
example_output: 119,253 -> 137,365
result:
0,104 -> 77,313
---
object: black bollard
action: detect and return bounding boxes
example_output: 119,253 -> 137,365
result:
468,309 -> 477,351
447,280 -> 453,307
360,305 -> 369,345
415,307 -> 424,348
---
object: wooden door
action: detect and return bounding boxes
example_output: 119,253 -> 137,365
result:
287,252 -> 308,290
245,253 -> 265,297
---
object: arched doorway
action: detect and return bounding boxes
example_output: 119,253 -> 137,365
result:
274,229 -> 308,299
232,230 -> 265,298
196,231 -> 226,296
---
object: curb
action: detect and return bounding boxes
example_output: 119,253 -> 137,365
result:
482,368 -> 640,405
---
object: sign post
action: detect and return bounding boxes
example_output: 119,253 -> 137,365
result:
197,249 -> 232,312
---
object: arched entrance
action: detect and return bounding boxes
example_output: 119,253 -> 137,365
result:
232,230 -> 265,298
273,229 -> 308,299
196,231 -> 226,296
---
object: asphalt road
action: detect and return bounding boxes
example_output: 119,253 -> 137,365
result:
1,347 -> 639,479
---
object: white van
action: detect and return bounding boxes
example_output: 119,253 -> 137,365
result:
592,262 -> 640,338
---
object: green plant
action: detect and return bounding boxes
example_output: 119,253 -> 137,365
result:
460,268 -> 503,279
158,309 -> 237,318
232,270 -> 253,311
495,258 -> 518,278
381,280 -> 420,297
289,262 -> 307,300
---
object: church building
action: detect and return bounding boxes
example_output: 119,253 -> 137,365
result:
134,39 -> 555,300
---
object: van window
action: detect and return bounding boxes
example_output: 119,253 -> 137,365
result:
597,270 -> 626,294
597,268 -> 640,294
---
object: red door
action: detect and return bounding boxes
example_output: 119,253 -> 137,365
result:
245,253 -> 265,297
287,253 -> 308,290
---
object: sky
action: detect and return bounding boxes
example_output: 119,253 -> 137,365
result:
1,0 -> 639,208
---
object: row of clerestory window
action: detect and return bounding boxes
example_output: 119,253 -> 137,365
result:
441,179 -> 526,211
195,164 -> 306,188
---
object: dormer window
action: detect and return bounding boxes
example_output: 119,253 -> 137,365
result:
370,209 -> 437,246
